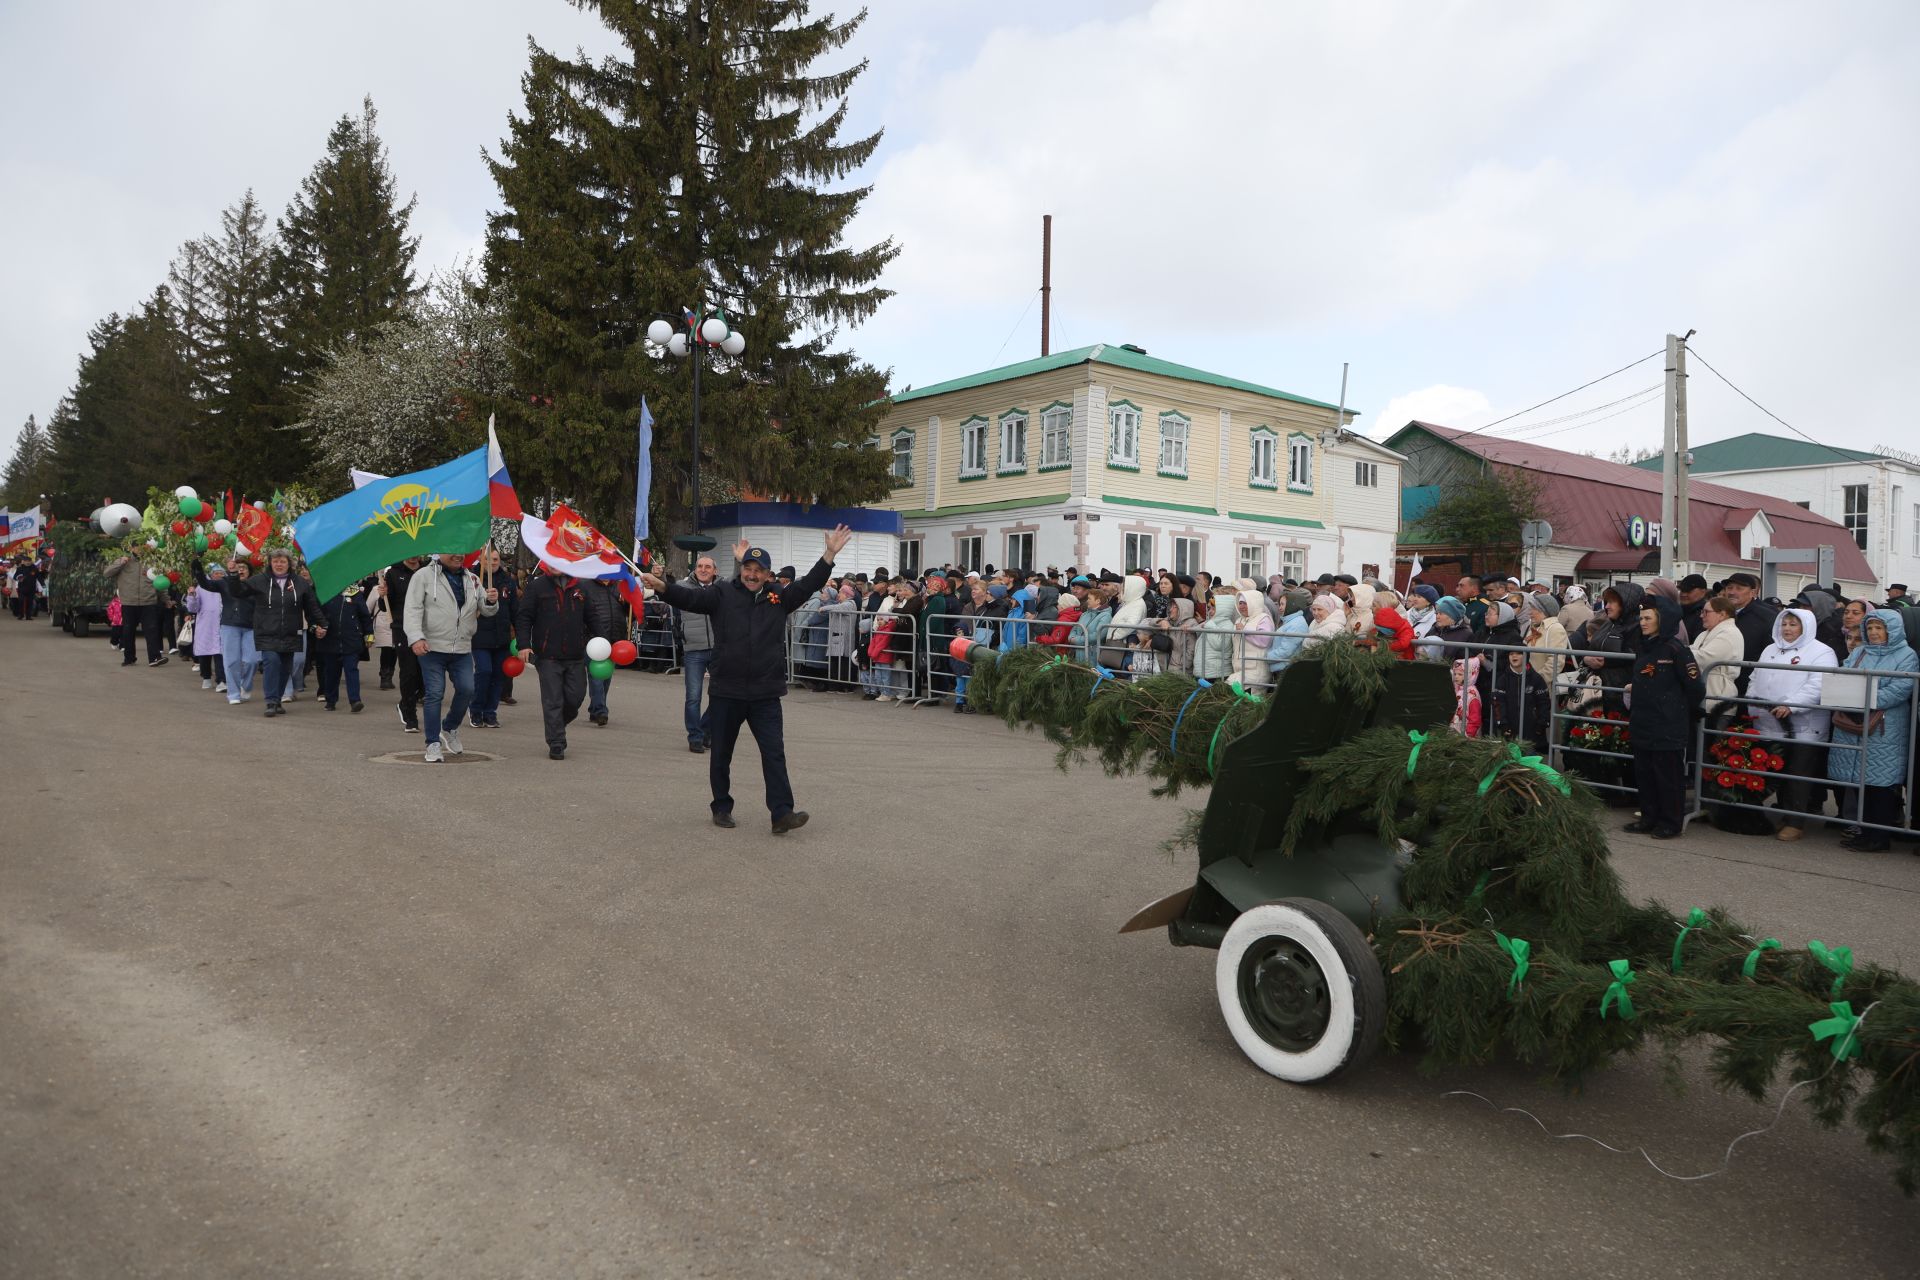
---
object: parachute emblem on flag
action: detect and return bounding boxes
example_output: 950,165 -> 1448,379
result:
364,483 -> 456,540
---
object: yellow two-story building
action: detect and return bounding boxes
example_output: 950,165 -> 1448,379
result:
872,342 -> 1403,582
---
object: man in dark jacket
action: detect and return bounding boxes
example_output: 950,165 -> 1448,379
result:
644,528 -> 850,833
226,550 -> 327,717
383,556 -> 426,732
316,587 -> 373,712
1722,571 -> 1778,696
514,565 -> 618,760
1676,573 -> 1710,640
469,548 -> 518,729
1623,596 -> 1704,839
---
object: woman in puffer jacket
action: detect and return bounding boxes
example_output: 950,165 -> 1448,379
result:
1750,606 -> 1836,842
1100,575 -> 1148,669
1303,594 -> 1347,649
1824,609 -> 1919,851
1232,578 -> 1275,688
1193,586 -> 1241,681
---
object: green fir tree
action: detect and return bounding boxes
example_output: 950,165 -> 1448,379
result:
275,97 -> 421,402
484,0 -> 897,549
3,415 -> 57,509
200,190 -> 299,491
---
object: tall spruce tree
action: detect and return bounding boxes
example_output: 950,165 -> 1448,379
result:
45,289 -> 198,506
276,97 -> 420,395
2,415 -> 55,509
484,0 -> 897,546
200,190 -> 298,491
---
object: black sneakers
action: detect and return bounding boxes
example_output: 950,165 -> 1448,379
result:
771,811 -> 809,835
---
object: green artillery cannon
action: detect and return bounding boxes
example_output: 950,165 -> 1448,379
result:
1114,654 -> 1455,1083
949,633 -> 1920,1190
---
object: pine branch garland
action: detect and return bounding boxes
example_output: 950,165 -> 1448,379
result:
964,635 -> 1920,1191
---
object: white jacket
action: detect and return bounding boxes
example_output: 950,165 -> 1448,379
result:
403,564 -> 498,655
1748,608 -> 1836,740
1689,616 -> 1745,710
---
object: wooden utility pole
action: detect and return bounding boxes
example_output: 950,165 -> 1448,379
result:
1660,333 -> 1681,579
1674,330 -> 1692,571
1040,214 -> 1053,357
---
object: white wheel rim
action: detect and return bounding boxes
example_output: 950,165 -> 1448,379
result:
1215,903 -> 1358,1082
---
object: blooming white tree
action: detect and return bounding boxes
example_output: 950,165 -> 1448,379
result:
299,261 -> 516,485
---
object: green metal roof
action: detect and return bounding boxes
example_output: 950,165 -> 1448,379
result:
889,343 -> 1349,414
1630,432 -> 1885,473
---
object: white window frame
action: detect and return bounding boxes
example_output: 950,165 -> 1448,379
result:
1912,501 -> 1920,557
897,537 -> 922,577
1287,433 -> 1314,493
1108,401 -> 1142,471
997,410 -> 1028,475
1158,411 -> 1190,478
1249,427 -> 1279,490
891,430 -> 915,485
955,534 -> 984,573
1279,546 -> 1306,581
1354,460 -> 1379,488
1005,531 -> 1035,571
1237,543 -> 1266,582
959,417 -> 988,480
1037,402 -> 1073,472
1172,535 -> 1201,578
1123,532 -> 1154,574
1843,482 -> 1869,550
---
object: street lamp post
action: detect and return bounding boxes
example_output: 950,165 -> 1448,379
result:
647,306 -> 746,555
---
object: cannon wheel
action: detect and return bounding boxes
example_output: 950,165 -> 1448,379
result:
1214,898 -> 1385,1083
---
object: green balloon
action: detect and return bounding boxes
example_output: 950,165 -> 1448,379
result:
178,495 -> 202,518
193,532 -> 209,552
508,638 -> 519,657
588,658 -> 615,681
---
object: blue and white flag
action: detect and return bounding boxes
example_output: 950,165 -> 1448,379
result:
633,397 -> 654,550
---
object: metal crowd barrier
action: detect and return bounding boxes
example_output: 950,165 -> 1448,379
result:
1688,658 -> 1917,837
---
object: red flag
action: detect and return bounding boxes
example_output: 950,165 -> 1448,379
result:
224,489 -> 236,521
236,505 -> 273,549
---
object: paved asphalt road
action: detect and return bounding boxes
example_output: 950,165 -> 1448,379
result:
4,622 -> 1918,1278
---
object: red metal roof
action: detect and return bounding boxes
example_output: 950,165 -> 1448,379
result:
1403,423 -> 1879,583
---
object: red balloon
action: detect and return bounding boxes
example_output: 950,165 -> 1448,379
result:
194,505 -> 215,523
249,552 -> 264,567
170,520 -> 190,537
206,533 -> 225,550
610,639 -> 638,666
166,570 -> 182,584
500,656 -> 526,679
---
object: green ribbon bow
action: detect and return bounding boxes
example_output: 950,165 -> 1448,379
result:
1671,907 -> 1708,974
1741,938 -> 1781,979
1807,940 -> 1854,995
1600,959 -> 1637,1020
1476,743 -> 1573,798
1464,871 -> 1491,913
1406,729 -> 1429,779
1808,1001 -> 1865,1062
1492,931 -> 1530,996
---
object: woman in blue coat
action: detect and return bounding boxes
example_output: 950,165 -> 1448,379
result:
1825,609 -> 1920,851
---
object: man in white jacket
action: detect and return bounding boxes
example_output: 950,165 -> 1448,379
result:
404,552 -> 500,762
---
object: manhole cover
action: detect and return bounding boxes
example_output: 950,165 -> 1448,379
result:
368,750 -> 501,766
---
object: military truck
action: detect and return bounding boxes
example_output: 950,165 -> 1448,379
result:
46,521 -> 115,637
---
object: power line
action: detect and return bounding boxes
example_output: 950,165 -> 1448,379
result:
1504,386 -> 1666,440
1450,348 -> 1664,439
1686,345 -> 1863,464
1494,382 -> 1664,436
987,288 -> 1041,368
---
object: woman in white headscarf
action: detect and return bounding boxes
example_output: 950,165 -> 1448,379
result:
1749,606 -> 1836,842
1345,582 -> 1375,640
1558,584 -> 1594,638
1304,593 -> 1348,649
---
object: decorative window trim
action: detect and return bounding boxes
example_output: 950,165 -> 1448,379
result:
890,428 -> 915,487
1038,401 -> 1074,473
1157,410 -> 1191,479
958,416 -> 989,481
997,408 -> 1029,476
1249,426 -> 1280,490
1108,399 -> 1143,471
1286,431 -> 1314,494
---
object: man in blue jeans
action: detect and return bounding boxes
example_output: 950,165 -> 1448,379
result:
679,553 -> 718,752
403,551 -> 499,763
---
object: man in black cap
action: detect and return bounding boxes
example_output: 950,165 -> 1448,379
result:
644,528 -> 851,834
1720,571 -> 1777,695
777,566 -> 796,588
1890,584 -> 1909,603
1676,573 -> 1711,640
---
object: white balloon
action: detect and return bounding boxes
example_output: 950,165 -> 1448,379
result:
99,503 -> 142,538
585,636 -> 613,662
253,501 -> 267,510
174,485 -> 198,500
212,519 -> 233,535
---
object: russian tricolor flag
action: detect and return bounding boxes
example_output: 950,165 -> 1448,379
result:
487,415 -> 524,520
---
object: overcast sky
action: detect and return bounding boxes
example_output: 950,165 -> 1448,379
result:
3,0 -> 1916,468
